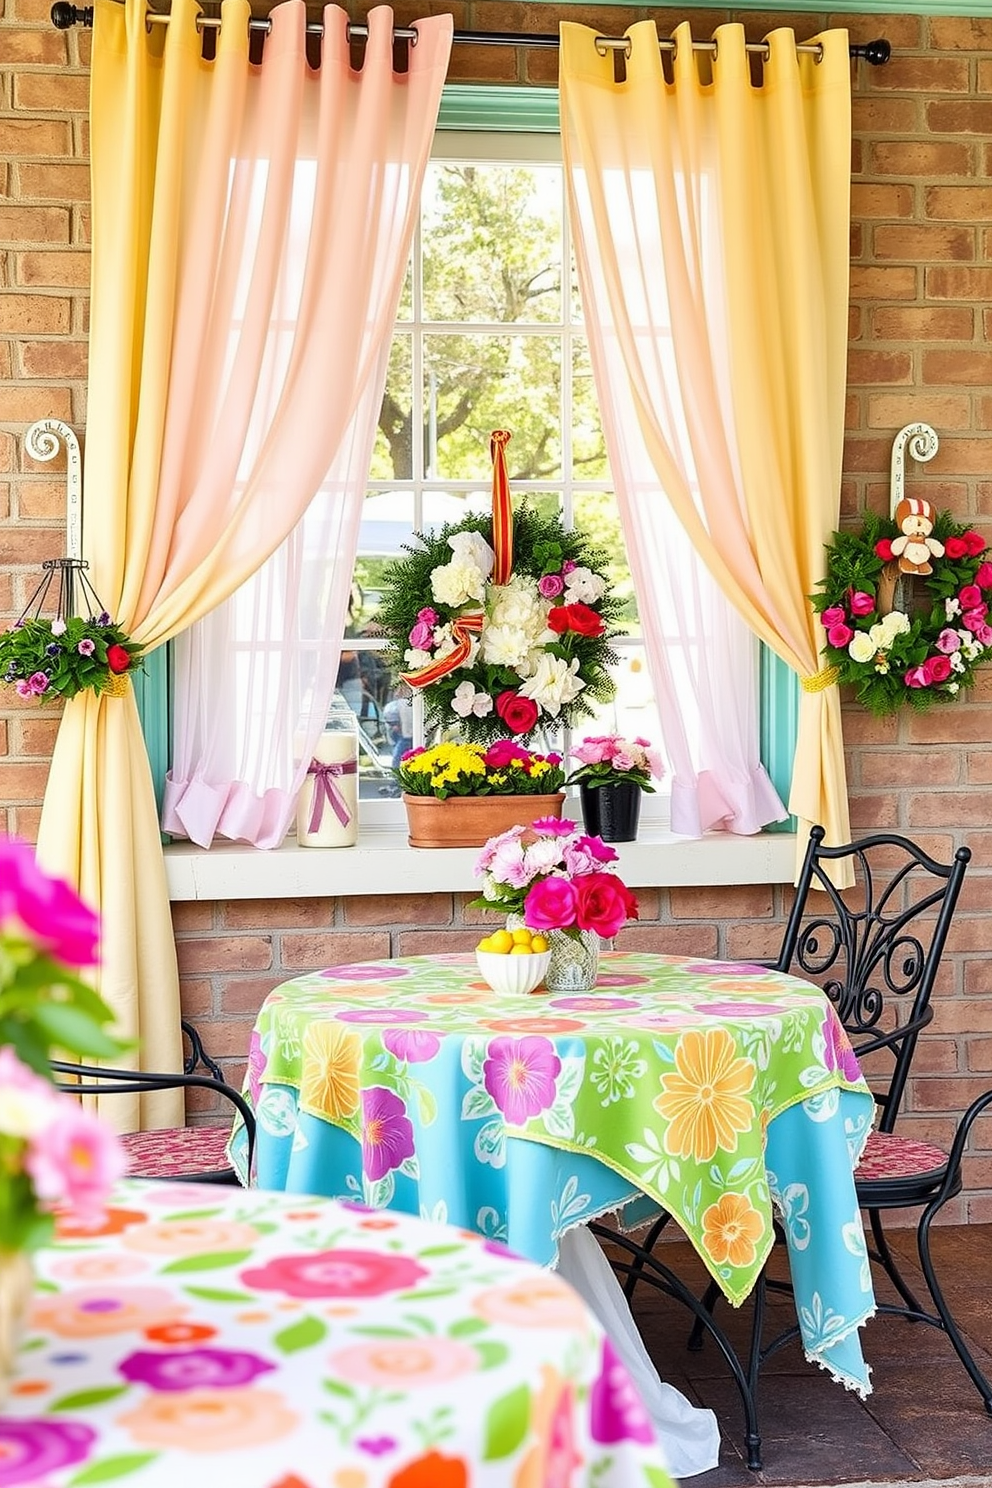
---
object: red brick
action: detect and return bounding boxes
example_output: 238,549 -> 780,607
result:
620,924 -> 718,957
345,892 -> 452,926
848,265 -> 917,300
0,119 -> 72,156
867,393 -> 971,431
16,251 -> 90,288
846,349 -> 913,385
0,294 -> 70,334
13,71 -> 89,112
922,349 -> 992,385
280,932 -> 389,969
871,306 -> 974,341
170,902 -> 215,933
15,162 -> 90,202
873,225 -> 975,263
175,936 -> 274,974
222,897 -> 334,929
926,265 -> 992,300
870,142 -> 972,178
396,930 -> 481,955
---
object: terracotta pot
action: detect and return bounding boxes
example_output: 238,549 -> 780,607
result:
402,792 -> 565,849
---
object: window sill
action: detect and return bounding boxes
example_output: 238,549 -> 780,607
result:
162,827 -> 797,901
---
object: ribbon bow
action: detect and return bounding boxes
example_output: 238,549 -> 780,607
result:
306,757 -> 357,834
400,430 -> 514,690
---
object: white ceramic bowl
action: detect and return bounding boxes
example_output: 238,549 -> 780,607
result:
476,948 -> 552,996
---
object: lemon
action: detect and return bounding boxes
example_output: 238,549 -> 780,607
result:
509,943 -> 533,955
530,934 -> 549,953
511,927 -> 533,946
489,928 -> 514,955
477,937 -> 494,953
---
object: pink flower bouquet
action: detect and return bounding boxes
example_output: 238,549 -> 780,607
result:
0,836 -> 128,1252
566,734 -> 664,793
470,817 -> 639,940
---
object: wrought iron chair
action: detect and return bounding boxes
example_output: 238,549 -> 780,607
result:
51,1019 -> 255,1185
594,825 -> 974,1468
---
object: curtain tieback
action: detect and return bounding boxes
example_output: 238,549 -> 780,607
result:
801,665 -> 840,693
307,758 -> 357,833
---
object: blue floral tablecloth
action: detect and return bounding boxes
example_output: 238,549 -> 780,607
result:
1,1179 -> 675,1488
230,953 -> 877,1395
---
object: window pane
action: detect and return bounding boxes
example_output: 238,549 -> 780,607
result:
426,333 -> 562,480
372,334 -> 412,481
573,491 -> 638,635
571,336 -> 608,480
422,163 -> 563,325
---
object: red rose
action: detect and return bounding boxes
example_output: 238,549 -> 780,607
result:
944,536 -> 968,560
495,690 -> 539,736
975,562 -> 992,590
874,539 -> 895,562
958,584 -> 982,610
964,530 -> 986,557
924,655 -> 952,684
574,872 -> 639,939
547,603 -> 605,639
106,644 -> 131,674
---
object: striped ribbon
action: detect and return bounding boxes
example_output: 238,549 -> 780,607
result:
400,430 -> 514,691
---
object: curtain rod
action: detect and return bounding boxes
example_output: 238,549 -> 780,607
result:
49,4 -> 892,64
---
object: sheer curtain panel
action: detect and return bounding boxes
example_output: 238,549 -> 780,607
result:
37,0 -> 452,1110
559,21 -> 852,865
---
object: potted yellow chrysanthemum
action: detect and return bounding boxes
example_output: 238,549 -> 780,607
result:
394,739 -> 566,848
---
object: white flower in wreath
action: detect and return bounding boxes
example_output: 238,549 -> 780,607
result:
518,653 -> 585,717
848,632 -> 876,664
452,681 -> 493,718
950,651 -> 967,673
963,637 -> 984,661
450,528 -> 496,573
946,596 -> 961,619
948,681 -> 960,694
880,610 -> 911,639
404,646 -> 433,670
564,566 -> 607,605
488,576 -> 550,639
431,558 -> 488,608
480,622 -> 533,671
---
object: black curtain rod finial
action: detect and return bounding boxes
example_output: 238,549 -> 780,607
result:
52,2 -> 93,28
853,38 -> 891,65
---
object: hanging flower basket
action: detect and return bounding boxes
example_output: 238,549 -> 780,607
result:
0,559 -> 142,703
376,431 -> 623,744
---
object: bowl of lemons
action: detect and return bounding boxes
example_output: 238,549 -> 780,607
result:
476,925 -> 552,996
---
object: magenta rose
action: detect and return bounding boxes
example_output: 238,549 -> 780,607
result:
827,623 -> 854,648
524,875 -> 579,931
538,572 -> 565,598
924,654 -> 952,684
495,690 -> 540,736
848,590 -> 875,617
408,620 -> 434,650
575,873 -> 639,938
874,538 -> 895,562
0,836 -> 99,967
958,584 -> 983,610
978,624 -> 992,645
975,561 -> 992,589
964,529 -> 987,556
944,536 -> 969,560
904,665 -> 929,688
961,608 -> 987,633
0,1421 -> 97,1484
821,606 -> 846,629
240,1248 -> 427,1298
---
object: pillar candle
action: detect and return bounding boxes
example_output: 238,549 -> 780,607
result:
295,727 -> 359,848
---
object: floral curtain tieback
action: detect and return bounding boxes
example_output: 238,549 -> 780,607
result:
0,422 -> 142,704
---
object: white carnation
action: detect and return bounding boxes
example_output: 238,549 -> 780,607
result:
431,560 -> 487,608
489,577 -> 549,640
481,623 -> 532,670
564,566 -> 606,604
404,647 -> 433,670
880,610 -> 910,638
518,654 -> 586,717
448,529 -> 495,578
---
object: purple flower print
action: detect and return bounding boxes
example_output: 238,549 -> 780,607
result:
684,961 -> 769,976
824,1006 -> 863,1085
0,1420 -> 96,1486
382,1028 -> 441,1064
357,1436 -> 398,1456
320,964 -> 408,981
589,1337 -> 656,1445
362,1086 -> 416,1181
483,1036 -> 561,1126
118,1347 -> 275,1391
338,1009 -> 427,1025
696,1002 -> 782,1018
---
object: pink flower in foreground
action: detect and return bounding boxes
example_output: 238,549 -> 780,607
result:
483,1035 -> 561,1125
959,584 -> 983,610
26,1103 -> 126,1221
924,655 -> 952,684
538,572 -> 565,599
0,836 -> 100,967
827,623 -> 854,648
530,816 -> 576,836
28,671 -> 50,694
821,605 -> 847,629
904,665 -> 929,689
936,628 -> 962,654
417,606 -> 438,626
525,875 -> 579,932
848,590 -> 875,617
575,873 -> 639,938
562,835 -> 619,877
77,638 -> 96,656
408,620 -> 434,650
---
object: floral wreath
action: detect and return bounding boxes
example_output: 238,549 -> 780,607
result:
377,431 -> 622,743
812,508 -> 992,715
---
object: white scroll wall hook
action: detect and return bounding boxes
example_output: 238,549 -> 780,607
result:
889,422 -> 939,520
25,419 -> 82,560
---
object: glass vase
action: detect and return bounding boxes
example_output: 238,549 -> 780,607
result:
544,927 -> 600,993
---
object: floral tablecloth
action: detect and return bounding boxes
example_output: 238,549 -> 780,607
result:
0,1179 -> 675,1488
230,953 -> 877,1394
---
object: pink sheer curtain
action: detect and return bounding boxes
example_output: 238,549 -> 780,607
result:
154,5 -> 452,846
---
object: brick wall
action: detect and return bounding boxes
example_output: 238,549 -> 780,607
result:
1,4 -> 991,1219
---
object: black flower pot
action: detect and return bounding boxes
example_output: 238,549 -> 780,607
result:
578,779 -> 641,843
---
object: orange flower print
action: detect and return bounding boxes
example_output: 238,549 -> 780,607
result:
55,1206 -> 146,1240
122,1219 -> 260,1256
654,1027 -> 756,1161
32,1285 -> 186,1338
116,1386 -> 299,1452
701,1193 -> 766,1269
300,1021 -> 362,1120
473,1277 -> 588,1331
387,1450 -> 469,1488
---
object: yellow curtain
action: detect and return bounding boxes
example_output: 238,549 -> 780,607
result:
37,0 -> 452,1126
559,21 -> 853,875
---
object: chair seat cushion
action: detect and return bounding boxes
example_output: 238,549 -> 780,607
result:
121,1125 -> 233,1180
856,1128 -> 948,1184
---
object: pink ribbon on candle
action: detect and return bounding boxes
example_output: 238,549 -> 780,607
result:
306,757 -> 358,834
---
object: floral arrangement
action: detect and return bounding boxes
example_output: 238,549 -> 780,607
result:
567,734 -> 664,793
812,509 -> 992,715
395,738 -> 566,799
0,613 -> 143,703
470,817 -> 639,940
377,507 -> 623,743
0,836 -> 127,1252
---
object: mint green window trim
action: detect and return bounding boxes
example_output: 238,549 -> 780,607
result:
132,644 -> 171,826
760,649 -> 798,834
438,85 -> 559,134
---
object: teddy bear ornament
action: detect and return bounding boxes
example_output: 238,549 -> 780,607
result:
890,496 -> 945,577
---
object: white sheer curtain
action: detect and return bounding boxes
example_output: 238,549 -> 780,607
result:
565,81 -> 786,837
